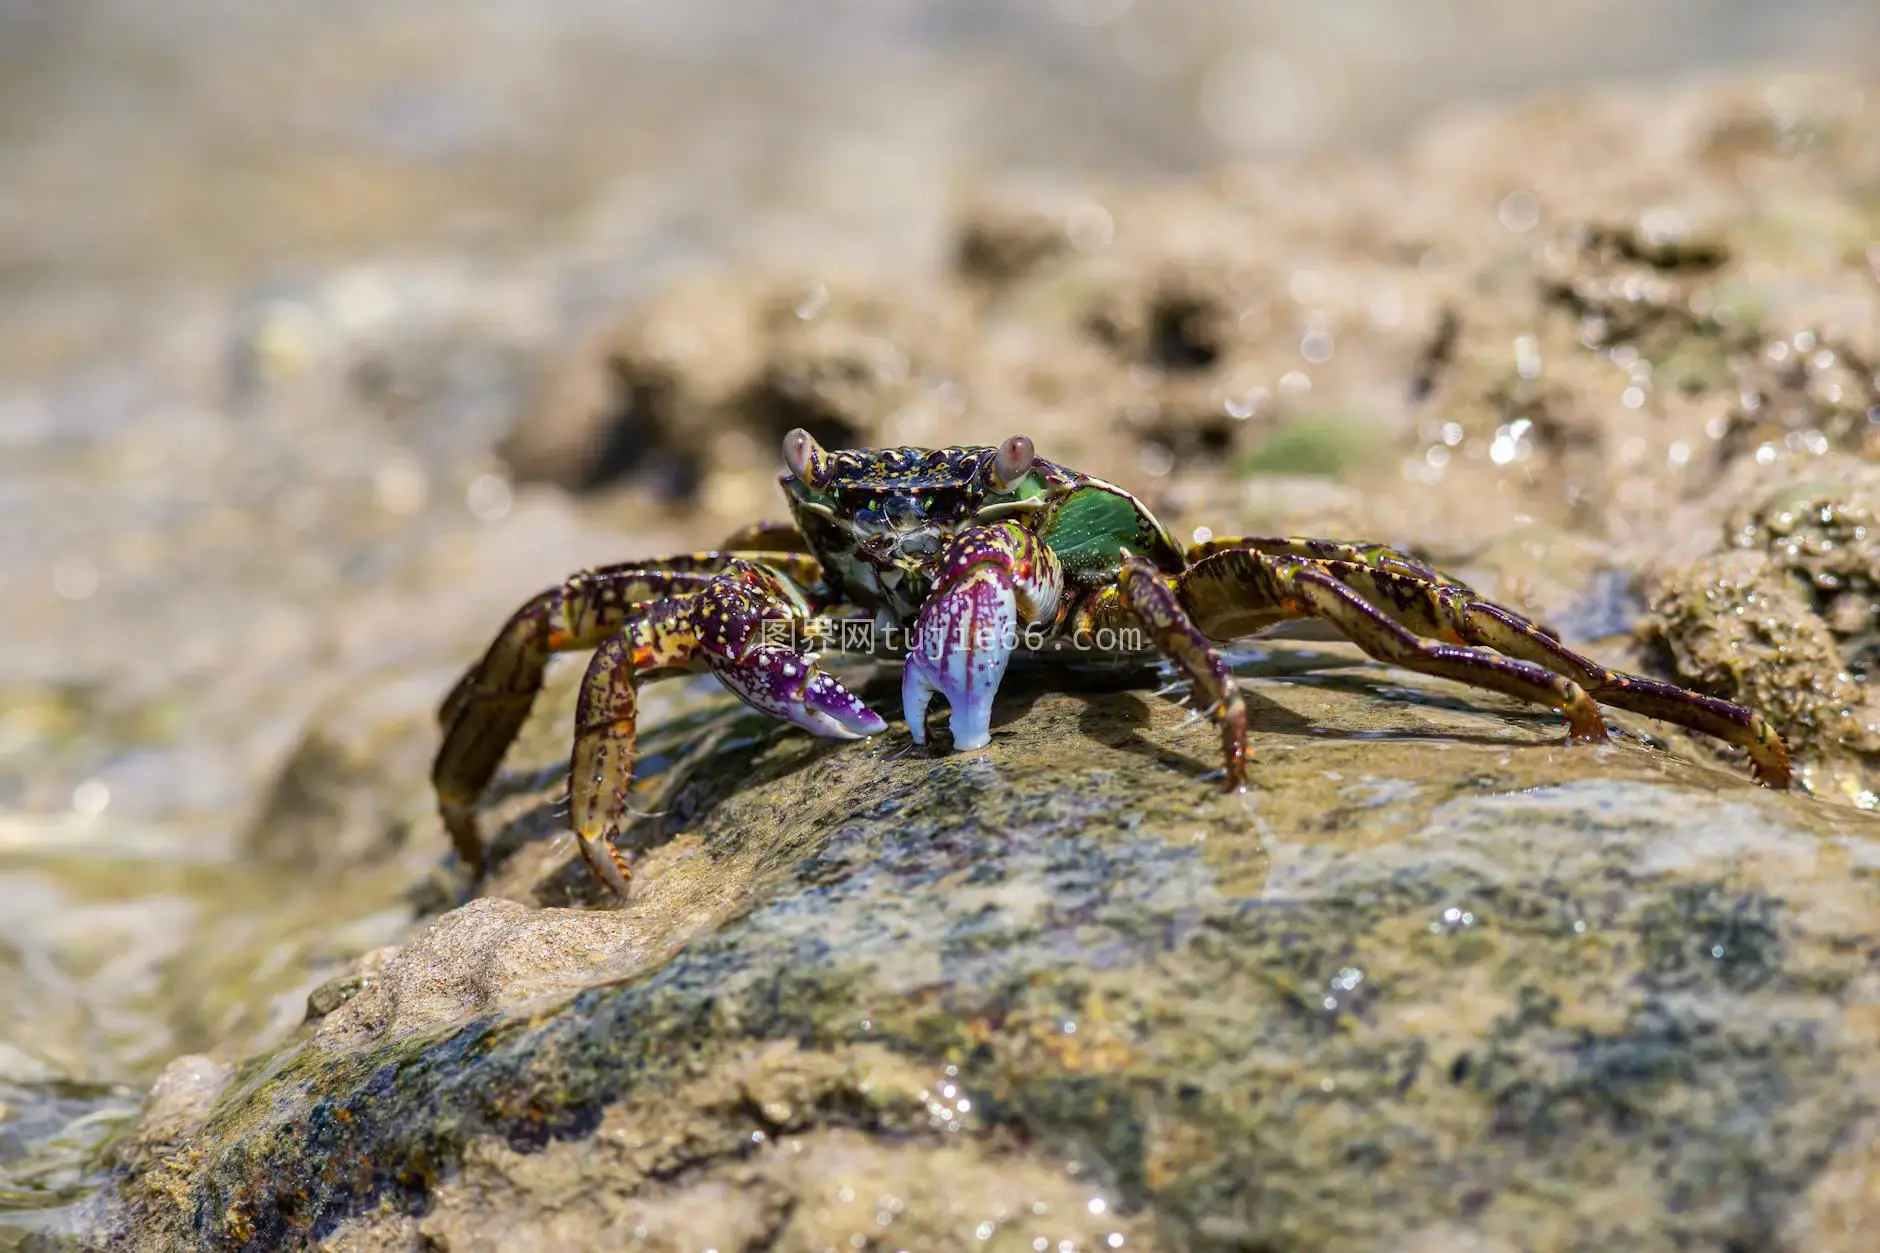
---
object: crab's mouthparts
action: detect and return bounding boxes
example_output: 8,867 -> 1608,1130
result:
856,522 -> 948,561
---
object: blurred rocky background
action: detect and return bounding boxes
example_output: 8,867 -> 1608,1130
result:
4,2 -> 1880,1249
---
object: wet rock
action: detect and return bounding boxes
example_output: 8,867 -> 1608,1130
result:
71,651 -> 1880,1252
506,273 -> 979,513
105,1056 -> 234,1183
505,74 -> 1880,557
952,190 -> 1087,286
1644,459 -> 1880,802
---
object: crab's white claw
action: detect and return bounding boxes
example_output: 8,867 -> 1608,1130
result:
902,566 -> 1017,750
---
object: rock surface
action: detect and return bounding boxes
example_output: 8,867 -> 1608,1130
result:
68,646 -> 1880,1252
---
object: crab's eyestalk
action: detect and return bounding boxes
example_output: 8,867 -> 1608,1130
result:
783,427 -> 834,491
989,434 -> 1035,491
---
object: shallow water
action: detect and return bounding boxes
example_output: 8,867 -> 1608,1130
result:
2,0 -> 1878,1239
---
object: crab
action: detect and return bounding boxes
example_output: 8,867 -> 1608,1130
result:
434,429 -> 1792,897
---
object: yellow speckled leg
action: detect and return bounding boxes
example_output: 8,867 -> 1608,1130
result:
1072,563 -> 1252,789
1330,563 -> 1792,787
1178,549 -> 1612,745
1262,556 -> 1791,786
1187,536 -> 1462,588
568,604 -> 705,898
433,566 -> 721,877
718,521 -> 813,552
1181,548 -> 1791,787
433,550 -> 830,878
571,561 -> 884,899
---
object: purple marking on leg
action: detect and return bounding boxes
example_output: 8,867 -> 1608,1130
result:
711,645 -> 887,739
902,567 -> 1017,751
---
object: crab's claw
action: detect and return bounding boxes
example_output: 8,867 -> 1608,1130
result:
903,564 -> 1019,751
711,645 -> 887,739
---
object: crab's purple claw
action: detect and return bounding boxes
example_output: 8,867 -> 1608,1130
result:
712,646 -> 886,739
903,566 -> 1018,750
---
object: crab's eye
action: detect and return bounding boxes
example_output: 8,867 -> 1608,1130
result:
783,427 -> 832,489
990,434 -> 1036,491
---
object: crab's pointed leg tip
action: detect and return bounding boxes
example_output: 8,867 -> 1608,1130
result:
796,669 -> 887,739
712,646 -> 885,740
902,662 -> 935,745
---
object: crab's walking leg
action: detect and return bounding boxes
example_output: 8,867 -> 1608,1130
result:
718,521 -> 814,552
1086,558 -> 1250,789
434,550 -> 832,875
903,522 -> 1063,750
569,605 -> 703,896
1298,559 -> 1793,787
572,561 -> 884,897
433,565 -> 723,874
1189,536 -> 1460,587
1180,549 -> 1612,745
1190,538 -> 1791,782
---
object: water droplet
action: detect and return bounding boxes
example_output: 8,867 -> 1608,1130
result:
72,779 -> 111,817
53,557 -> 98,601
1498,190 -> 1540,232
1066,203 -> 1115,250
466,472 -> 513,521
1515,335 -> 1542,379
794,285 -> 829,320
